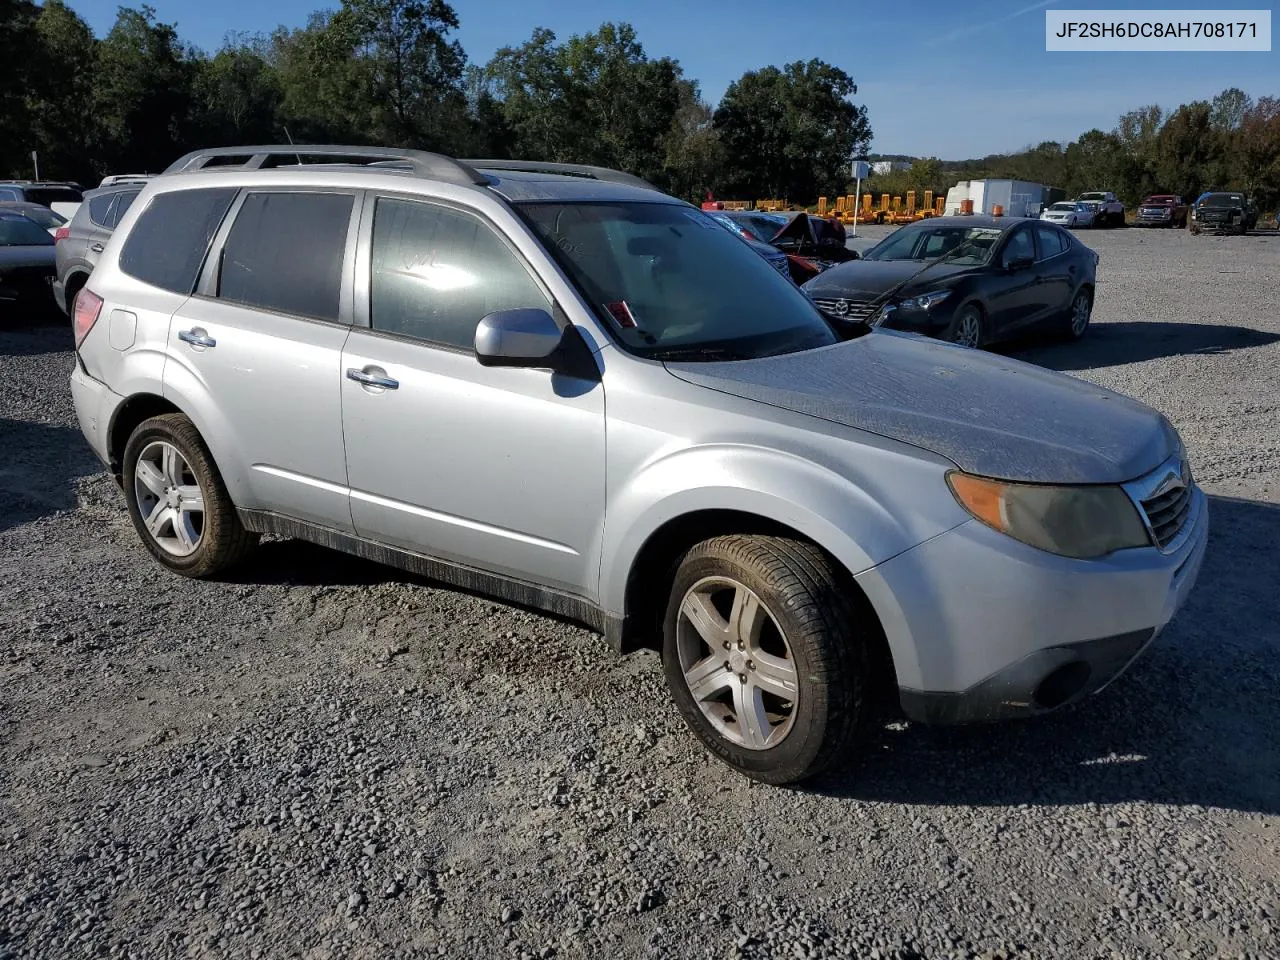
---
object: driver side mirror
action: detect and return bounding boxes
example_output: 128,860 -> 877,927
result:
1003,254 -> 1034,271
474,308 -> 599,381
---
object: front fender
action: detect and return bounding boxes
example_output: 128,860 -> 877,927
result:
598,442 -> 966,617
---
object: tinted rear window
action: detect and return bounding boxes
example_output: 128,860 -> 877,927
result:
216,192 -> 353,322
119,188 -> 237,295
26,187 -> 83,206
88,194 -> 114,226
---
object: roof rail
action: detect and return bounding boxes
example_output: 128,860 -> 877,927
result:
162,145 -> 489,187
461,159 -> 658,191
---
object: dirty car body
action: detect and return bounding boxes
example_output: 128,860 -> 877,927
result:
69,146 -> 1206,784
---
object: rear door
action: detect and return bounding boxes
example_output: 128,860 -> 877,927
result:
1031,223 -> 1073,327
165,189 -> 360,531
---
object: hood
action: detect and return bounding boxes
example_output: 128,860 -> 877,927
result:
665,330 -> 1177,484
804,259 -> 975,299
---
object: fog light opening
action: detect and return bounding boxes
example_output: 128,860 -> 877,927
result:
1034,661 -> 1092,710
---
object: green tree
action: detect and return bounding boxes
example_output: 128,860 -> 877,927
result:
23,1 -> 97,182
1210,87 -> 1252,132
0,0 -> 40,177
713,59 -> 870,203
92,5 -> 197,174
1154,101 -> 1218,199
1063,129 -> 1127,198
271,13 -> 374,143
192,34 -> 282,147
329,0 -> 469,149
662,80 -> 725,202
487,23 -> 685,185
1233,96 -> 1280,209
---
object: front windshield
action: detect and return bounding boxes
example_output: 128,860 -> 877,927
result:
1079,193 -> 1107,201
518,201 -> 837,360
1143,197 -> 1173,205
1049,203 -> 1074,212
1201,193 -> 1244,207
0,216 -> 55,246
863,225 -> 1002,265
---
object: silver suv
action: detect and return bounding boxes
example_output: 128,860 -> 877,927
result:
70,145 -> 1208,784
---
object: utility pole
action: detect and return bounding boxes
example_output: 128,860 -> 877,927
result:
850,159 -> 870,238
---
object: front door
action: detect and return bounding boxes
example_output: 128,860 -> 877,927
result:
340,195 -> 605,594
986,224 -> 1040,336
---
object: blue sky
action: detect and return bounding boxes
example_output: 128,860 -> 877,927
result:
61,0 -> 1277,158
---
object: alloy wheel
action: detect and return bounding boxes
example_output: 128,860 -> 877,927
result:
675,576 -> 798,751
1071,292 -> 1092,336
133,440 -> 205,557
953,309 -> 982,348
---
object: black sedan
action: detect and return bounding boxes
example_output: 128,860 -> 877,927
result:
802,215 -> 1099,348
0,212 -> 58,319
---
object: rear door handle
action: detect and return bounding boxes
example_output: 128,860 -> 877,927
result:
90,243 -> 104,253
178,328 -> 216,349
346,367 -> 399,390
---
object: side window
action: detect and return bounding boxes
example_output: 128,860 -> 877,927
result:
119,188 -> 238,295
0,188 -> 21,201
217,191 -> 354,322
105,190 -> 140,229
1002,226 -> 1034,265
370,197 -> 552,349
1034,224 -> 1065,260
88,194 -> 115,227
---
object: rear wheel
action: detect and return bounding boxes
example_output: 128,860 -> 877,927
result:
662,536 -> 868,785
122,414 -> 258,578
1060,288 -> 1093,340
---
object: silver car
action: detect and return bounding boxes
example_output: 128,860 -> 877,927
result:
69,145 -> 1208,785
1040,201 -> 1095,228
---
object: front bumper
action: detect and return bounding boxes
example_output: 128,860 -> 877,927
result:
1135,212 -> 1174,225
856,485 -> 1209,724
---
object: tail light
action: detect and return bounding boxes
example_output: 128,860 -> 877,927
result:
54,225 -> 70,243
72,288 -> 103,348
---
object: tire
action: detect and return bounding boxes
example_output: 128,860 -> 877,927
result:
945,303 -> 984,348
122,413 -> 258,578
1190,223 -> 1201,236
1059,287 -> 1093,341
661,535 -> 868,785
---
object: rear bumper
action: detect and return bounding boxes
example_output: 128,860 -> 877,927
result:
69,361 -> 121,471
856,486 -> 1209,724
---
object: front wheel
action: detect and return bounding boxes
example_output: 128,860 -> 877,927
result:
946,304 -> 984,348
122,413 -> 258,578
662,536 -> 867,785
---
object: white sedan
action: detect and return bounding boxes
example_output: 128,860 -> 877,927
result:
1040,201 -> 1095,228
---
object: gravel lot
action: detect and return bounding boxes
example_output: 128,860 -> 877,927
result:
2,225 -> 1278,960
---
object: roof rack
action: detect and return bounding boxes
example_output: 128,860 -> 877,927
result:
162,145 -> 489,187
461,159 -> 658,191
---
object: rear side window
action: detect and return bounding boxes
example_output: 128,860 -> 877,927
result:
107,190 -> 140,229
119,188 -> 237,295
217,192 -> 354,322
88,194 -> 114,227
1034,224 -> 1066,260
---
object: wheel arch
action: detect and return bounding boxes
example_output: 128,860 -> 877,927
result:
612,506 -> 899,707
107,392 -> 183,482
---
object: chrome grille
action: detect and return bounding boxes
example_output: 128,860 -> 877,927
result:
811,297 -> 877,322
1128,456 -> 1195,551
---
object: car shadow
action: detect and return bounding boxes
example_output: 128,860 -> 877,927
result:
807,494 -> 1280,815
227,537 -> 407,588
0,418 -> 100,534
1004,321 -> 1280,371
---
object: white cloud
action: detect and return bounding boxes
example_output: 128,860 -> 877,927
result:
923,0 -> 1058,47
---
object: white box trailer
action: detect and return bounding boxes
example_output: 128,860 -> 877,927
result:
943,179 -> 1049,218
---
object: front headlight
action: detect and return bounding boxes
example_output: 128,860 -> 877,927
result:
946,471 -> 1151,559
899,290 -> 952,311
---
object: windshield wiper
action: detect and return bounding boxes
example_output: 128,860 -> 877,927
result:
865,236 -> 988,314
650,346 -> 756,362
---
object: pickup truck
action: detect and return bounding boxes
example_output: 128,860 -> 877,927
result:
1076,191 -> 1126,227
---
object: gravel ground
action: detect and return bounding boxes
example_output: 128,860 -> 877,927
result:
2,225 -> 1279,960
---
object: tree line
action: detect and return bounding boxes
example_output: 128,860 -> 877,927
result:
0,0 -> 871,204
867,90 -> 1280,212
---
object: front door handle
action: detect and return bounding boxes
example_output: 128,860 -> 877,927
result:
346,367 -> 399,390
90,243 -> 104,253
178,328 -> 216,349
